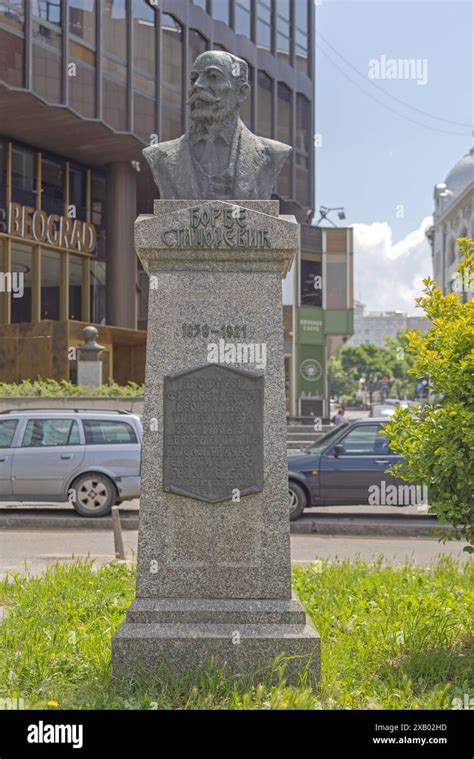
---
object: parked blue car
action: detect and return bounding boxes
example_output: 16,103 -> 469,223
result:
288,418 -> 405,519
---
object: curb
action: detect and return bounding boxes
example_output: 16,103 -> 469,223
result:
291,514 -> 448,538
0,510 -> 449,538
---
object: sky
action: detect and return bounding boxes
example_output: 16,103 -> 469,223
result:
314,0 -> 473,314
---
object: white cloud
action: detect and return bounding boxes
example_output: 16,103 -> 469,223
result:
353,216 -> 433,315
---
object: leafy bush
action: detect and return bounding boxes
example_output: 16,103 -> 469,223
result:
0,379 -> 144,397
385,238 -> 474,551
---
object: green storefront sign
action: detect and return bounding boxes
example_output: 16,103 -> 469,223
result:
298,307 -> 324,345
298,343 -> 325,399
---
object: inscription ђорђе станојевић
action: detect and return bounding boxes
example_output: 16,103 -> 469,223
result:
161,207 -> 271,250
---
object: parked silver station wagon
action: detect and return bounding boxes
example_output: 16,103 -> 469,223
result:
0,410 -> 142,517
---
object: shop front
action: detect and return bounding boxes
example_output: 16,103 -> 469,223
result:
0,138 -> 145,384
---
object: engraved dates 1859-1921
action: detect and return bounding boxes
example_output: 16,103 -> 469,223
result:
163,363 -> 264,503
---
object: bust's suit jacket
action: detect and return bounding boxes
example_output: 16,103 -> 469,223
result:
142,119 -> 292,200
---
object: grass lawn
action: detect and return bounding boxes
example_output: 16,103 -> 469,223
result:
0,557 -> 472,710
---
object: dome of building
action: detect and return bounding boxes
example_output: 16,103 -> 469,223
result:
444,147 -> 474,199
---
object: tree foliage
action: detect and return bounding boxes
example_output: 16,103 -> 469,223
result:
385,238 -> 474,551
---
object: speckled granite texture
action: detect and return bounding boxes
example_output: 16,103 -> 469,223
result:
112,200 -> 320,684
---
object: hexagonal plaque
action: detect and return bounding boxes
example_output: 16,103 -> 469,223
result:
163,364 -> 264,503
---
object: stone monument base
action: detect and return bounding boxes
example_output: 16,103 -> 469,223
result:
112,198 -> 321,687
112,594 -> 320,685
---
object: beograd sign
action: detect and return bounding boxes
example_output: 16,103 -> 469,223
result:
0,203 -> 96,254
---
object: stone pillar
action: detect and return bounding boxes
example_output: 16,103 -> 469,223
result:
112,200 -> 320,683
105,162 -> 137,329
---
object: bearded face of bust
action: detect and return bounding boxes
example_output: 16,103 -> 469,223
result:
187,52 -> 250,129
142,50 -> 292,200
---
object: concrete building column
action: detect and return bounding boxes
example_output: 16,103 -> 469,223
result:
105,162 -> 137,329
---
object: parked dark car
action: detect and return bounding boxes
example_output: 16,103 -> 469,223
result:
288,418 -> 406,520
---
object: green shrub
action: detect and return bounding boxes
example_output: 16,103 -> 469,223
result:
0,379 -> 144,397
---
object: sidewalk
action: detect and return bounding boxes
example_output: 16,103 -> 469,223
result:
0,529 -> 469,579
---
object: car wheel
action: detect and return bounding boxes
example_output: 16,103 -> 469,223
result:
289,481 -> 307,521
71,473 -> 116,518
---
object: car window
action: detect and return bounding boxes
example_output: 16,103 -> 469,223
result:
83,420 -> 137,445
308,423 -> 350,453
22,419 -> 81,447
0,419 -> 18,447
339,425 -> 391,455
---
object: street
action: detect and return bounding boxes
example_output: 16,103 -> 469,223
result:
0,528 -> 469,579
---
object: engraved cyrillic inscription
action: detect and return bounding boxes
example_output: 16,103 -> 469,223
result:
163,364 -> 263,503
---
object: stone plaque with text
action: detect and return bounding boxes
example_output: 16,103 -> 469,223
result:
163,363 -> 263,503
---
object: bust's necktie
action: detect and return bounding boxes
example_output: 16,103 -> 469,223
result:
194,135 -> 229,175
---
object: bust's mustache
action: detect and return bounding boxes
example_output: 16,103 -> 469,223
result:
187,90 -> 221,107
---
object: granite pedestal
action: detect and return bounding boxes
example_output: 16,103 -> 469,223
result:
112,200 -> 320,684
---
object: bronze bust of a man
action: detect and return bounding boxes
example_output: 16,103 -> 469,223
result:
143,51 -> 291,200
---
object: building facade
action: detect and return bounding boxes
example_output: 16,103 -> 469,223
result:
0,0 -> 315,386
285,225 -> 354,419
348,302 -> 429,348
426,147 -> 474,297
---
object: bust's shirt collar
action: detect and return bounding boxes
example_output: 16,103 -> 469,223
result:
189,120 -> 238,146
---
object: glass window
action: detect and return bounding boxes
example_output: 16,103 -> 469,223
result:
239,61 -> 253,129
276,0 -> 290,63
103,55 -> 127,130
32,0 -> 60,24
41,156 -> 64,216
256,0 -> 272,50
189,29 -> 207,71
339,425 -> 389,456
83,419 -> 137,444
301,258 -> 322,307
103,0 -> 126,59
277,82 -> 291,197
296,93 -> 310,154
32,2 -> 62,103
11,146 -> 36,207
0,419 -> 18,447
296,93 -> 310,206
0,28 -> 24,86
295,0 -> 309,75
69,255 -> 83,320
192,0 -> 207,9
90,259 -> 106,324
69,0 -> 96,46
69,61 -> 96,118
0,2 -> 24,85
326,253 -> 348,309
40,249 -> 61,320
133,0 -> 155,74
0,141 -> 6,209
69,164 -> 86,221
0,0 -> 24,30
10,242 -> 33,324
22,418 -> 80,447
32,39 -> 62,102
161,15 -> 183,141
235,0 -> 251,38
309,423 -> 350,453
134,90 -> 155,143
103,0 -> 127,128
133,0 -> 156,145
213,0 -> 229,24
91,172 -> 106,258
257,71 -> 273,138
